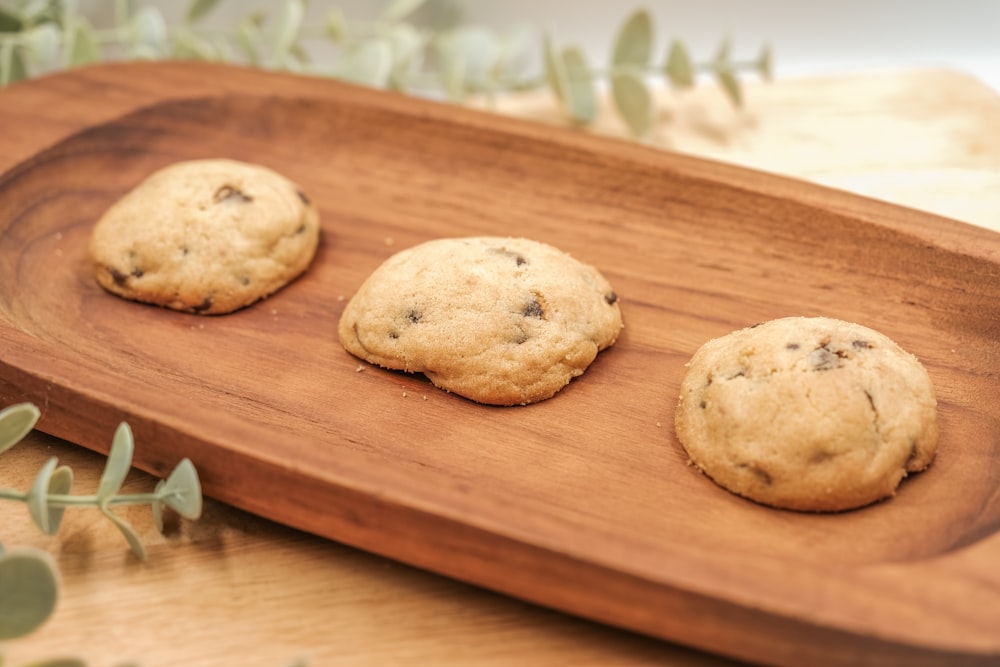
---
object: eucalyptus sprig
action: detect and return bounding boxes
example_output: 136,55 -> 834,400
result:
0,0 -> 772,140
545,9 -> 772,137
0,401 -> 203,642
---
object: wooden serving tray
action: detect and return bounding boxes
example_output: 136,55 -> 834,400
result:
1,63 -> 999,667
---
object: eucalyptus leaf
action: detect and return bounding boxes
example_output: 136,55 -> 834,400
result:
0,546 -> 59,640
495,24 -> 537,80
714,64 -> 742,107
66,17 -> 99,67
757,42 -> 773,81
44,465 -> 74,535
235,16 -> 262,66
1,42 -> 28,85
27,457 -> 57,535
0,402 -> 40,454
185,0 -> 220,25
97,422 -> 134,504
271,0 -> 304,67
560,46 -> 596,125
129,5 -> 167,58
21,22 -> 59,69
384,23 -> 426,90
151,479 -> 166,533
380,0 -> 427,24
434,25 -> 497,89
610,8 -> 652,71
323,7 -> 347,43
542,33 -> 566,103
172,32 -> 217,61
713,36 -> 732,70
158,458 -> 203,520
611,69 -> 653,138
114,0 -> 136,28
0,6 -> 23,33
336,38 -> 392,88
664,39 -> 693,88
100,505 -> 147,560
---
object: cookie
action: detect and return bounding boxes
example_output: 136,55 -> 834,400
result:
89,159 -> 320,314
338,237 -> 623,405
674,317 -> 938,512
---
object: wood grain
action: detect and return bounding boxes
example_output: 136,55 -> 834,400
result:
1,63 -> 999,667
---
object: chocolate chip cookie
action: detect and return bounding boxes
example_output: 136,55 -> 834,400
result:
89,159 -> 320,314
674,317 -> 938,511
338,236 -> 623,405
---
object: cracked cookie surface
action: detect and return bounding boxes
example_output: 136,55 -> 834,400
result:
338,236 -> 623,405
89,159 -> 320,314
674,316 -> 938,511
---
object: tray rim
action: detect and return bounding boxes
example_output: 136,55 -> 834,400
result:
1,62 -> 999,667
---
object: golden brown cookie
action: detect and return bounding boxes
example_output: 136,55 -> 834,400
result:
674,317 -> 938,511
339,236 -> 623,405
89,159 -> 319,314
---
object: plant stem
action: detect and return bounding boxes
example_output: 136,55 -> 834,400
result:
0,489 -> 159,507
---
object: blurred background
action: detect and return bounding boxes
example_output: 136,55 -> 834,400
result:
76,0 -> 1000,92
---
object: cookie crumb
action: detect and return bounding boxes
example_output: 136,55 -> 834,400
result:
355,365 -> 365,373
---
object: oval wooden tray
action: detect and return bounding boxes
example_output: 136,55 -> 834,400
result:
1,63 -> 998,667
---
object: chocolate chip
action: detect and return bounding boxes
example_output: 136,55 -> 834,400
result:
407,309 -> 422,323
738,462 -> 772,485
108,266 -> 128,286
487,247 -> 528,266
604,291 -> 618,305
214,185 -> 253,203
297,189 -> 311,205
810,343 -> 844,371
130,267 -> 144,279
852,339 -> 872,349
699,400 -> 707,409
522,299 -> 544,318
240,276 -> 250,286
192,297 -> 213,313
388,331 -> 399,339
786,342 -> 800,350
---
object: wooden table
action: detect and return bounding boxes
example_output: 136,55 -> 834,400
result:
2,63 -> 998,667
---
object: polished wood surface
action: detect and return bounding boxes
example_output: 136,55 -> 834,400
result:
1,63 -> 999,667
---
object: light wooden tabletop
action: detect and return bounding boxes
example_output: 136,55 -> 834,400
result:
2,65 -> 998,667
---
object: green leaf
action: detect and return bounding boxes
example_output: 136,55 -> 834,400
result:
542,33 -> 566,103
560,46 -> 597,125
336,38 -> 392,88
380,0 -> 427,24
0,6 -> 23,33
323,7 -> 347,43
385,23 -> 426,90
158,458 -> 203,520
0,546 -> 59,640
97,422 -> 134,504
27,457 -> 55,534
21,22 -> 60,69
114,0 -> 136,27
756,42 -> 773,81
151,479 -> 166,533
66,17 -> 99,67
235,16 -> 262,66
610,8 -> 652,70
0,402 -> 40,454
664,39 -> 693,88
44,465 -> 73,534
714,64 -> 742,107
611,70 -> 653,138
129,6 -> 167,58
434,26 -> 497,87
185,0 -> 220,24
713,36 -> 732,70
495,24 -> 537,80
271,0 -> 304,67
100,505 -> 147,560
